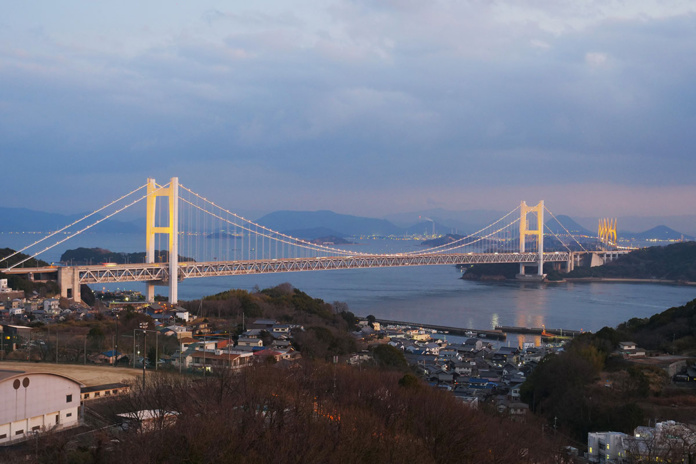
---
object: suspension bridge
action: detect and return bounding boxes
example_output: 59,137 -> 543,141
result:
0,177 -> 625,304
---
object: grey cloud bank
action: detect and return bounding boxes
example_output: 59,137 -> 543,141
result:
1,1 -> 695,221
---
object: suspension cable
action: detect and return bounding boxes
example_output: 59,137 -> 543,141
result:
544,206 -> 588,253
179,197 -> 370,257
0,183 -> 148,265
6,191 -> 152,270
179,184 -> 378,257
404,206 -> 522,255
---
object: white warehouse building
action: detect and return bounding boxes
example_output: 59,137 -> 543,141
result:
0,370 -> 83,445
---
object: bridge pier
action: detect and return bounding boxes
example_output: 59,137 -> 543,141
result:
57,267 -> 81,303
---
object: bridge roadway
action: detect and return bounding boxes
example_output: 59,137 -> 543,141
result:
65,251 -> 571,284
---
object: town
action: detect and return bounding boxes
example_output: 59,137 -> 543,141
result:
3,274 -> 696,462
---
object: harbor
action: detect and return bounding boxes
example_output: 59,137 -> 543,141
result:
374,318 -> 507,340
495,326 -> 584,337
374,318 -> 587,342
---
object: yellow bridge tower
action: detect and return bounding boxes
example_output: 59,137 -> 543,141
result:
145,177 -> 179,303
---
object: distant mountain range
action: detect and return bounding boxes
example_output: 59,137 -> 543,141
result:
621,225 -> 694,241
544,215 -> 594,236
0,207 -> 143,233
0,206 -> 693,243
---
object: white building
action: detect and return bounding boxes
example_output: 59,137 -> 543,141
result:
0,370 -> 83,444
43,298 -> 60,314
174,310 -> 190,322
587,431 -> 631,463
9,307 -> 24,316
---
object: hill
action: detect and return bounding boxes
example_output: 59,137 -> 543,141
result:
544,214 -> 593,236
60,247 -> 194,265
521,297 -> 696,443
0,248 -> 59,297
622,225 -> 694,241
421,234 -> 465,247
567,241 -> 696,281
0,207 -> 142,233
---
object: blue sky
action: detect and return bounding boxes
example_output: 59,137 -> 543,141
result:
2,1 -> 695,222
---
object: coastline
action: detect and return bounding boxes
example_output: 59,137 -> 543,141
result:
560,277 -> 696,286
462,274 -> 696,286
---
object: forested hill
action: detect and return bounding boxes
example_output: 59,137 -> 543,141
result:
0,248 -> 58,296
60,247 -> 194,265
567,241 -> 696,281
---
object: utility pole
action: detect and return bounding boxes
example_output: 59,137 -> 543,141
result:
140,322 -> 148,390
115,314 -> 119,367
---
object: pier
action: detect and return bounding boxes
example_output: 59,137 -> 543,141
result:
374,318 -> 507,340
495,326 -> 584,337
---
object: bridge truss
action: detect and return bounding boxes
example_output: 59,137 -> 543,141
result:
74,251 -> 572,285
1,177 -> 607,303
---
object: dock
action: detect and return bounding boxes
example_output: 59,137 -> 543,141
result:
375,319 -> 507,340
495,326 -> 584,337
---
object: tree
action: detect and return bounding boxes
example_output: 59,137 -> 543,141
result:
372,344 -> 408,371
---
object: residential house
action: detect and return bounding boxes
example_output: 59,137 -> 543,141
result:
190,351 -> 253,370
618,341 -> 646,358
237,337 -> 264,348
43,299 -> 60,314
463,338 -> 483,351
164,325 -> 192,340
249,319 -> 277,330
174,309 -> 190,322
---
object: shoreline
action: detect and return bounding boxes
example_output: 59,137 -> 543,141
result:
463,275 -> 696,286
559,277 -> 696,286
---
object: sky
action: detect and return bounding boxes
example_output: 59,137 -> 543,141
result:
2,1 -> 696,224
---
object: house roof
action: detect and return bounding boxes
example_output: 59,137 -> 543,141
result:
82,382 -> 129,393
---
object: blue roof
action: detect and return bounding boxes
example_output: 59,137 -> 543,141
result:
102,350 -> 122,357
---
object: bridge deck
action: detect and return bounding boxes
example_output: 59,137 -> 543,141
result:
73,252 -> 570,284
2,252 -> 573,285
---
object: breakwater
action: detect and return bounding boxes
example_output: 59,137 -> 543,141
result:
495,326 -> 584,337
375,318 -> 507,340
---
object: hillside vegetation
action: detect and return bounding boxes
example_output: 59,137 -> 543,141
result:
181,284 -> 360,360
0,248 -> 58,297
60,247 -> 194,265
10,362 -> 566,464
522,298 -> 696,442
567,241 -> 696,281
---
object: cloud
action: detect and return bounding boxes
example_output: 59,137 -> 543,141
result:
2,1 -> 696,220
585,51 -> 608,66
